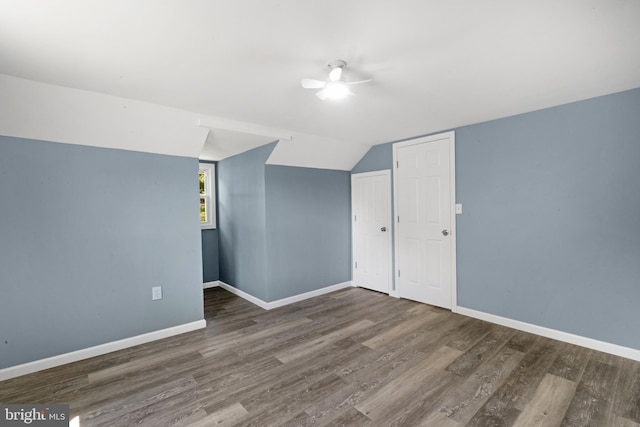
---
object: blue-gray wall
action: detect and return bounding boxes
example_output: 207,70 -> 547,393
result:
217,144 -> 352,302
217,143 -> 276,301
0,136 -> 204,369
265,165 -> 351,301
352,87 -> 640,350
456,88 -> 640,349
201,229 -> 219,282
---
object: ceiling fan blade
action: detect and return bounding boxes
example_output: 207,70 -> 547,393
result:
329,67 -> 342,82
301,79 -> 326,89
315,89 -> 328,100
345,79 -> 372,85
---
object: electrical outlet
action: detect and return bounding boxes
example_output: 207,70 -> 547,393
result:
152,286 -> 162,301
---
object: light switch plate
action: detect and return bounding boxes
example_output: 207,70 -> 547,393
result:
455,203 -> 462,214
152,286 -> 162,301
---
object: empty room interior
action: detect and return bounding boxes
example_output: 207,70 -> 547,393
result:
1,1 -> 640,426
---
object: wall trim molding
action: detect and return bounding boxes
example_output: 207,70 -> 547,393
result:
0,319 -> 207,382
218,281 -> 353,310
454,306 -> 640,362
203,280 -> 221,289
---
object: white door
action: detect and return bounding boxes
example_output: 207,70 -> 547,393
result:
352,170 -> 392,294
394,132 -> 456,309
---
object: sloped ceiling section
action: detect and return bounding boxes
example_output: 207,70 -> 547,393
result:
197,116 -> 290,162
266,136 -> 370,171
0,74 -> 209,158
198,116 -> 371,170
199,129 -> 277,162
0,75 -> 372,169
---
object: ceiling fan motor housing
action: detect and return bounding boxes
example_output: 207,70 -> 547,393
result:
327,59 -> 347,70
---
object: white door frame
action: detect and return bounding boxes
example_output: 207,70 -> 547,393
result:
392,131 -> 457,309
351,170 -> 393,294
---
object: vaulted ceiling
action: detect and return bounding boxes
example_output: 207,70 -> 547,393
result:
1,1 -> 639,166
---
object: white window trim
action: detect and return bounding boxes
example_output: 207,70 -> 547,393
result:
199,163 -> 216,229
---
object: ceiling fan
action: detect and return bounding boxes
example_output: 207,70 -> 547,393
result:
301,59 -> 370,101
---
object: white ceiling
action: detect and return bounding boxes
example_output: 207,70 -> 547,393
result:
1,1 -> 639,158
199,128 -> 276,162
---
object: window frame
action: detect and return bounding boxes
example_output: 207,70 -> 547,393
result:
199,163 -> 216,229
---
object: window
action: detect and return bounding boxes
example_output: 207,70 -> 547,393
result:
199,163 -> 216,229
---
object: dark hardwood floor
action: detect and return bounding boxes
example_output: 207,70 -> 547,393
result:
1,287 -> 639,426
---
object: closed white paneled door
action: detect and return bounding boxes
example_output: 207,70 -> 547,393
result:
394,132 -> 456,309
352,170 -> 392,294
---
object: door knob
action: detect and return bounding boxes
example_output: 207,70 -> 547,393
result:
442,229 -> 449,236
381,227 -> 387,232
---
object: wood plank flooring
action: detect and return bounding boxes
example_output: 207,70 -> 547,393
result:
1,287 -> 639,426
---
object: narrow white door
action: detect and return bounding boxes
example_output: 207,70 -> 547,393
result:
394,132 -> 456,309
352,170 -> 392,294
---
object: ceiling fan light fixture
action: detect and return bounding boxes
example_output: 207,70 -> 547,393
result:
302,59 -> 367,101
323,81 -> 350,100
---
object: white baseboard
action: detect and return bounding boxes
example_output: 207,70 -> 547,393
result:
203,280 -> 221,289
454,306 -> 640,362
0,319 -> 207,382
218,281 -> 353,310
